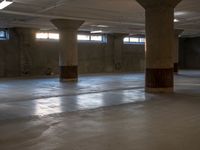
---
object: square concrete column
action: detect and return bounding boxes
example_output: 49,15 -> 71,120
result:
173,29 -> 184,73
136,0 -> 182,93
51,19 -> 84,82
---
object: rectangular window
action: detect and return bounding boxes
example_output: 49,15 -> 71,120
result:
35,32 -> 106,43
0,30 -> 9,40
77,34 -> 90,41
140,38 -> 145,43
123,36 -> 145,44
48,33 -> 59,40
77,34 -> 106,43
36,33 -> 48,39
91,35 -> 102,41
123,37 -> 129,43
0,31 -> 5,38
36,32 -> 59,41
130,37 -> 139,43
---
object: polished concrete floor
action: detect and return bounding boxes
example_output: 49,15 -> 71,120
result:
0,70 -> 200,150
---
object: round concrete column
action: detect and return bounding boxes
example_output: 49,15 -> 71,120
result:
136,0 -> 182,93
51,19 -> 84,81
173,29 -> 184,74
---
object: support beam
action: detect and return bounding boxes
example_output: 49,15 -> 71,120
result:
51,19 -> 84,81
136,0 -> 182,93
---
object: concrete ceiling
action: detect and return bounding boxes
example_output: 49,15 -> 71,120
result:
0,0 -> 200,36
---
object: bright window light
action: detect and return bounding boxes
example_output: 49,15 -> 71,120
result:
140,38 -> 145,43
36,32 -> 59,40
0,31 -> 5,37
77,34 -> 90,41
0,0 -> 13,10
49,33 -> 59,40
124,37 -> 145,44
0,30 -> 9,40
123,37 -> 129,43
91,35 -> 102,41
77,34 -> 106,43
130,37 -> 139,42
36,33 -> 48,39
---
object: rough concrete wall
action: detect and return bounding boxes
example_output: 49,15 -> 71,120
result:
78,42 -> 145,74
31,41 -> 59,76
179,37 -> 200,69
78,43 -> 107,74
0,28 -> 145,77
122,44 -> 145,72
0,41 -> 6,77
0,29 -> 20,77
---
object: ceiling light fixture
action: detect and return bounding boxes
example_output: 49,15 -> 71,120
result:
91,30 -> 103,34
174,11 -> 188,16
0,0 -> 13,10
174,19 -> 179,22
97,25 -> 109,28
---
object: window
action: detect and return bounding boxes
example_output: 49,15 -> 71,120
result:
123,37 -> 129,43
48,33 -> 59,40
0,30 -> 9,40
0,31 -> 5,38
36,32 -> 59,40
91,35 -> 102,41
123,36 -> 145,44
36,33 -> 48,39
130,37 -> 139,43
77,34 -> 107,43
77,34 -> 90,41
35,32 -> 106,43
140,38 -> 145,43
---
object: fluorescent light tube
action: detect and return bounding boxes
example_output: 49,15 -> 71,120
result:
0,0 -> 13,10
97,25 -> 109,28
91,30 -> 103,34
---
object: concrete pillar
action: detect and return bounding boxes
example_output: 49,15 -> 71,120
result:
112,33 -> 127,71
173,29 -> 184,73
51,19 -> 84,81
136,0 -> 182,93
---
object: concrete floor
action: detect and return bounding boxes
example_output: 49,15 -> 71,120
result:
0,70 -> 200,150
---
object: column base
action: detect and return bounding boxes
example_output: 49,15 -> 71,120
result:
60,78 -> 78,82
145,87 -> 173,93
145,68 -> 174,93
60,66 -> 78,82
174,63 -> 178,74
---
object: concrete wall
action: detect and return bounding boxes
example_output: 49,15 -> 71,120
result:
0,30 -> 20,77
122,44 -> 145,72
0,28 -> 145,78
179,37 -> 200,69
78,42 -> 107,74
